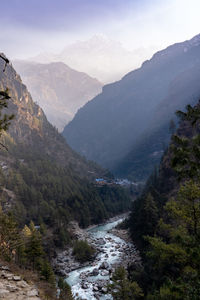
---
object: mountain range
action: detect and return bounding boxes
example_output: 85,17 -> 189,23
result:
13,60 -> 102,131
63,33 -> 200,181
30,35 -> 155,83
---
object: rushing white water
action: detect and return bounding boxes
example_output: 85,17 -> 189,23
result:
66,218 -> 127,300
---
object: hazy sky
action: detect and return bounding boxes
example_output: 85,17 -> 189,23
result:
1,0 -> 200,60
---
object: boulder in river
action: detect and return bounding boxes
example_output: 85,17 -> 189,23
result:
92,268 -> 99,276
102,287 -> 108,293
96,238 -> 105,245
93,285 -> 99,291
79,272 -> 87,280
99,262 -> 109,270
96,279 -> 108,289
101,270 -> 109,276
81,282 -> 89,289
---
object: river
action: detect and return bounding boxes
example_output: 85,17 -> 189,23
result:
66,217 -> 135,300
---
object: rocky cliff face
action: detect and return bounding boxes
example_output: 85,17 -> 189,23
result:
63,34 -> 200,180
0,56 -> 105,179
13,61 -> 102,131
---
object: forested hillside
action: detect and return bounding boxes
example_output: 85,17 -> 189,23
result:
128,100 -> 200,298
0,54 -> 131,246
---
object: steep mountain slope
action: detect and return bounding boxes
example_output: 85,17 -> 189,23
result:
115,63 -> 200,180
0,55 -> 130,238
0,59 -> 103,179
63,34 -> 200,180
13,61 -> 102,131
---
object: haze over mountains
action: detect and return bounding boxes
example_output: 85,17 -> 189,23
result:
13,60 -> 102,131
31,35 -> 155,83
0,54 -> 130,230
63,33 -> 200,181
0,56 -> 103,179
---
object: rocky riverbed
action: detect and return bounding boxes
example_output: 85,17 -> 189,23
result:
52,221 -> 95,276
53,215 -> 141,300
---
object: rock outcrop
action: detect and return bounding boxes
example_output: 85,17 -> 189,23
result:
0,265 -> 41,300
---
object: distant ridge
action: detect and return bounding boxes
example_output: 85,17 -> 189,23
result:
13,60 -> 102,131
29,35 -> 155,83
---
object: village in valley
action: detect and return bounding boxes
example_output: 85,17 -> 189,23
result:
95,177 -> 138,187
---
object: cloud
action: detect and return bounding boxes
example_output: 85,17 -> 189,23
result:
0,0 -> 199,65
1,0 -> 139,30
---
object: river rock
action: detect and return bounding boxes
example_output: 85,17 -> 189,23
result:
99,262 -> 109,270
96,279 -> 109,291
79,272 -> 87,280
82,282 -> 89,289
96,238 -> 105,245
102,287 -> 108,293
101,270 -> 109,276
92,268 -> 99,276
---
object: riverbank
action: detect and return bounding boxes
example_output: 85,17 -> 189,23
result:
108,228 -> 131,244
52,213 -> 131,276
53,214 -> 141,300
86,212 -> 130,231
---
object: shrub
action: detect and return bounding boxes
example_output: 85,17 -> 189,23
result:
72,240 -> 95,263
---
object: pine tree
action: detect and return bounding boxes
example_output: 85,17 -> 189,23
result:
25,221 -> 44,269
146,181 -> 200,298
145,103 -> 200,298
58,278 -> 74,300
143,193 -> 158,236
108,267 -> 143,300
0,209 -> 20,261
40,259 -> 55,285
169,119 -> 176,135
